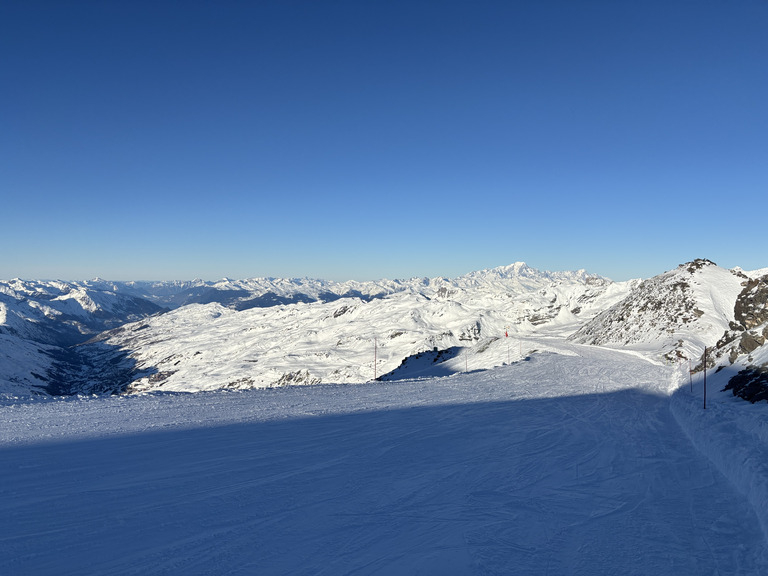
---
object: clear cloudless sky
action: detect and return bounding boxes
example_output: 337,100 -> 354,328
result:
2,0 -> 767,282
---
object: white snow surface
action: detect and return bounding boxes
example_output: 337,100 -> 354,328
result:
2,341 -> 768,575
739,267 -> 768,280
672,363 -> 768,547
687,264 -> 743,343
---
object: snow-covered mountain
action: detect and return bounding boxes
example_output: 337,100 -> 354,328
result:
67,263 -> 631,394
1,263 -> 633,395
570,259 -> 768,402
0,275 -> 411,395
0,279 -> 165,342
4,259 -> 768,401
0,279 -> 167,395
570,259 -> 744,360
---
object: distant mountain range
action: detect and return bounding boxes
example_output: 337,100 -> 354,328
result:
2,260 -> 767,402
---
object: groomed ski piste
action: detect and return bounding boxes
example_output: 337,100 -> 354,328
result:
2,337 -> 767,575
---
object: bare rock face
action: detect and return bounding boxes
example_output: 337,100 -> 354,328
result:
718,274 -> 768,402
740,331 -> 766,355
684,258 -> 717,273
734,276 -> 768,330
712,276 -> 768,359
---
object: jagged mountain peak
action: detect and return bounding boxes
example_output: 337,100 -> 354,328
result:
453,263 -> 611,297
677,258 -> 718,273
482,261 -> 534,276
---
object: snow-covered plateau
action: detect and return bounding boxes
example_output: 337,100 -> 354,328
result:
2,260 -> 768,574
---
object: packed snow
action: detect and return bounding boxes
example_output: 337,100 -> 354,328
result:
2,340 -> 768,575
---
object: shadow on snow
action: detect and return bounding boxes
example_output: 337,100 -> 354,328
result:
2,388 -> 766,575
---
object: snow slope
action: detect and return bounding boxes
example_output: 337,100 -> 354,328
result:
671,363 -> 768,547
569,259 -> 768,404
2,342 -> 767,575
0,333 -> 57,396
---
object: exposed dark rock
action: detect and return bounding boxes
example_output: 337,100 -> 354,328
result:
684,259 -> 717,273
723,367 -> 768,403
378,346 -> 461,381
734,275 -> 768,330
274,370 -> 320,387
459,322 -> 481,341
436,286 -> 456,298
740,332 -> 766,355
333,305 -> 353,318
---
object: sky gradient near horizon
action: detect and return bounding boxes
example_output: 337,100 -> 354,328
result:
3,1 -> 767,282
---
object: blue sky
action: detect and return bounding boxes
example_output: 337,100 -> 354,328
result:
3,1 -> 767,282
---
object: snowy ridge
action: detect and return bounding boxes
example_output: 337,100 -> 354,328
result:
570,259 -> 744,363
570,260 -> 768,403
0,279 -> 165,341
0,279 -> 167,395
3,263 -> 632,396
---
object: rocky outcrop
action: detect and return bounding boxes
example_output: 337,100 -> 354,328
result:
717,274 -> 768,402
569,261 -> 714,354
723,367 -> 768,403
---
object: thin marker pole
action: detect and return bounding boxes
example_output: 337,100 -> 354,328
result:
374,337 -> 377,380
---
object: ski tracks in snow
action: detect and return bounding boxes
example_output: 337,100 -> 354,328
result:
1,346 -> 767,575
